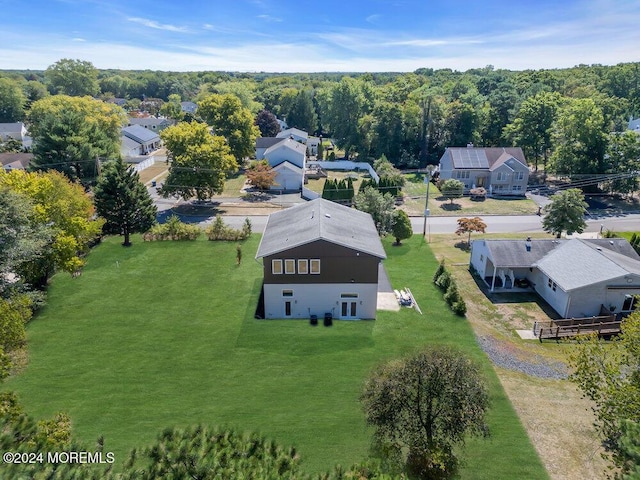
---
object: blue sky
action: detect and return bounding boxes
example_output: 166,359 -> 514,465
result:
1,0 -> 638,72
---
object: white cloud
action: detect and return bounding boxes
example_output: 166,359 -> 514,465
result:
257,14 -> 283,22
126,17 -> 190,33
365,14 -> 381,24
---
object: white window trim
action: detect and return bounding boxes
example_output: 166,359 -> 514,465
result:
297,259 -> 308,274
284,259 -> 296,274
272,259 -> 283,275
310,259 -> 321,274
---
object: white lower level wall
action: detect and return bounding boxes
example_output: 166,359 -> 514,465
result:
263,283 -> 378,319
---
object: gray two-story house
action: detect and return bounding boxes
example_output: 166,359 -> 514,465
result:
256,199 -> 386,320
438,146 -> 529,196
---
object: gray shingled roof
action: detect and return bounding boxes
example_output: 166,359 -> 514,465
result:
277,128 -> 308,140
536,239 -> 640,291
256,137 -> 285,149
484,239 -> 564,267
446,147 -> 527,169
264,137 -> 306,157
256,198 -> 386,259
122,125 -> 160,144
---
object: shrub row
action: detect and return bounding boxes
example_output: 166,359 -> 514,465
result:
143,215 -> 202,241
206,216 -> 252,241
433,260 -> 467,316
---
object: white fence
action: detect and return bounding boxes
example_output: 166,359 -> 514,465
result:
127,156 -> 155,172
307,161 -> 379,183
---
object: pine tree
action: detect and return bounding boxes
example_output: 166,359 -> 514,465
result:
94,158 -> 157,247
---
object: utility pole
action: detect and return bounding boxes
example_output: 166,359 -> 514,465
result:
422,165 -> 435,238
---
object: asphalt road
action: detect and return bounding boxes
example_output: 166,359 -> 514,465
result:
149,183 -> 640,236
209,212 -> 640,236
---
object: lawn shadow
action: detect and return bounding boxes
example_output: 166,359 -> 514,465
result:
242,191 -> 275,202
454,241 -> 470,252
439,202 -> 462,211
159,203 -> 225,224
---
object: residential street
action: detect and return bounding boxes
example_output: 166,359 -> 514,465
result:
211,212 -> 640,236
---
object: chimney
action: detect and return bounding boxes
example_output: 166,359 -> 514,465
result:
525,236 -> 532,252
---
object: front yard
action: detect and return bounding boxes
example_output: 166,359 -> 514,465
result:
5,235 -> 546,478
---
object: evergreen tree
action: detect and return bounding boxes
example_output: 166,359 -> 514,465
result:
392,209 -> 413,245
94,158 -> 157,247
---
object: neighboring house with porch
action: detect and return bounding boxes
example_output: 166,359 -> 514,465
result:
121,125 -> 161,157
256,198 -> 386,320
255,137 -> 306,191
438,146 -> 529,196
470,237 -> 640,318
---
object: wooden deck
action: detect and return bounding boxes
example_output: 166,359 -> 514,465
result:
533,306 -> 621,342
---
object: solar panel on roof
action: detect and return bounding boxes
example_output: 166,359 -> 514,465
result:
451,149 -> 489,169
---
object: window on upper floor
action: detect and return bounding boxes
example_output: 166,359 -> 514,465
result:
284,259 -> 296,274
310,259 -> 321,274
272,259 -> 283,275
298,259 -> 308,274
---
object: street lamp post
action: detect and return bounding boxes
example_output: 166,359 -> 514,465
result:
422,165 -> 435,238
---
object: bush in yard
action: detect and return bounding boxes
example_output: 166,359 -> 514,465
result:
433,259 -> 446,283
206,216 -> 252,241
451,300 -> 467,317
143,215 -> 202,241
443,282 -> 461,307
435,270 -> 451,291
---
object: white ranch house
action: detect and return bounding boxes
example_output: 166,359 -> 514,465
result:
470,238 -> 640,318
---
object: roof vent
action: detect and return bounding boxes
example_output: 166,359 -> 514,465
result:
325,213 -> 331,218
609,240 -> 614,245
596,247 -> 602,251
525,236 -> 532,252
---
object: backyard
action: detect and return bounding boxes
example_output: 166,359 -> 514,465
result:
5,235 -> 547,478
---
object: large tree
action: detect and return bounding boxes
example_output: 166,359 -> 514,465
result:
94,158 -> 157,247
44,58 -> 100,97
255,109 -> 281,137
361,346 -> 489,478
197,93 -> 260,162
285,89 -> 318,134
0,170 -> 103,286
0,77 -> 26,123
353,186 -> 395,235
323,77 -> 374,156
606,130 -> 640,197
542,188 -> 588,238
28,95 -> 126,182
503,91 -> 562,171
0,189 -> 51,296
160,121 -> 237,201
550,98 -> 609,181
569,311 -> 640,474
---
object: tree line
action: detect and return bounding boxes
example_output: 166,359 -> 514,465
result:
2,59 -> 640,196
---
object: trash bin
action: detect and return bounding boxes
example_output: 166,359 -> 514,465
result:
324,313 -> 333,327
151,180 -> 157,187
310,315 -> 318,326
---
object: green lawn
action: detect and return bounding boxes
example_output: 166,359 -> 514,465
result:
402,173 -> 538,216
6,235 -> 547,478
